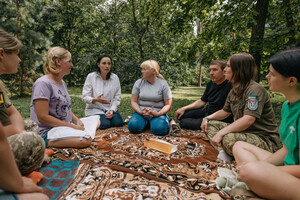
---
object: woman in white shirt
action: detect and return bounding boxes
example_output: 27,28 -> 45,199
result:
82,55 -> 123,129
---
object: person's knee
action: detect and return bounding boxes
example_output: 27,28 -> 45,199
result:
151,117 -> 169,136
77,138 -> 92,148
99,123 -> 111,130
238,162 -> 261,183
180,118 -> 202,130
151,125 -> 168,136
99,119 -> 111,130
128,119 -> 144,133
8,132 -> 45,175
222,133 -> 236,155
232,141 -> 247,156
111,116 -> 124,127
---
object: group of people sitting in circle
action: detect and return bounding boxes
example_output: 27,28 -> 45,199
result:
0,28 -> 299,200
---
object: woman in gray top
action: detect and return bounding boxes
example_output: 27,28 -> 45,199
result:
128,60 -> 172,136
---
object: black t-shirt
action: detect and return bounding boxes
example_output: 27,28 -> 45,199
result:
201,80 -> 232,115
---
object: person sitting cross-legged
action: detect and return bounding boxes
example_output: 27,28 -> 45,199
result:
82,55 -> 123,130
201,53 -> 280,162
175,59 -> 233,130
232,48 -> 300,199
30,47 -> 100,148
128,60 -> 172,136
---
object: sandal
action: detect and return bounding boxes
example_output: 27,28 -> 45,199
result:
168,119 -> 182,136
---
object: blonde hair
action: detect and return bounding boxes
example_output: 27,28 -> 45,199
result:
0,29 -> 21,105
44,47 -> 71,75
0,29 -> 22,53
140,60 -> 165,80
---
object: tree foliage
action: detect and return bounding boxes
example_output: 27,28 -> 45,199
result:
0,0 -> 299,95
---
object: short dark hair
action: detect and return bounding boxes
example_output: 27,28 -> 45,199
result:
210,59 -> 227,70
95,55 -> 112,80
270,48 -> 300,83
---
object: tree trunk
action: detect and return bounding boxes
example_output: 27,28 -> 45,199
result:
249,0 -> 270,82
283,0 -> 296,46
196,20 -> 202,87
130,0 -> 149,60
198,62 -> 202,87
113,0 -> 117,54
16,0 -> 24,96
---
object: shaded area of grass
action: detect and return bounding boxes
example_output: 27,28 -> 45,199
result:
11,87 -> 285,125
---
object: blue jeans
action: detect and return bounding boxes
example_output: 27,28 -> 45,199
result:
98,111 -> 123,130
127,112 -> 169,136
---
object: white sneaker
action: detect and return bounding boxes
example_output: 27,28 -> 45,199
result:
217,150 -> 233,162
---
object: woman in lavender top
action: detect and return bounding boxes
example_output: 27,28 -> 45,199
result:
30,47 -> 99,148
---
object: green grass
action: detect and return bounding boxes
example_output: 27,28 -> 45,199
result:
10,86 -> 285,124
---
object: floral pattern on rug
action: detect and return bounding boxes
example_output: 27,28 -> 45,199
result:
59,163 -> 225,200
53,126 -> 235,199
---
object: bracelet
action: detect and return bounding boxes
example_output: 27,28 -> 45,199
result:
204,117 -> 210,121
137,108 -> 141,113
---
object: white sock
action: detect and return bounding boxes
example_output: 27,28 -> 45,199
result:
217,150 -> 233,162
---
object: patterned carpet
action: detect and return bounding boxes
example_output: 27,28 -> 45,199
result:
52,125 -> 235,199
38,159 -> 80,200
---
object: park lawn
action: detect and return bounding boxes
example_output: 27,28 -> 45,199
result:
11,86 -> 285,124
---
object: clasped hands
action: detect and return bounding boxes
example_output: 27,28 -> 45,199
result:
138,106 -> 160,117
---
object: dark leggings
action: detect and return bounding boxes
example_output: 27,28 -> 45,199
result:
178,108 -> 206,130
179,108 -> 233,130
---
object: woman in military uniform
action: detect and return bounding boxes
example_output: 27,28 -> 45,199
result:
201,53 -> 280,161
0,29 -> 48,200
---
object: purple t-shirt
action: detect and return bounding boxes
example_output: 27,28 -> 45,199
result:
30,75 -> 72,137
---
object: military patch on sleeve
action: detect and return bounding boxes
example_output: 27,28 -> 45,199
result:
247,95 -> 258,111
0,91 -> 5,109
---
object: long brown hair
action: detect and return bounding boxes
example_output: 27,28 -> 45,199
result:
229,53 -> 257,98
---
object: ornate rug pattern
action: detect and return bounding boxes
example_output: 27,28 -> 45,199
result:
38,159 -> 80,200
53,126 -> 235,199
59,163 -> 226,200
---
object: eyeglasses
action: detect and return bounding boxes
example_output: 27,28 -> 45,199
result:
141,68 -> 151,71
